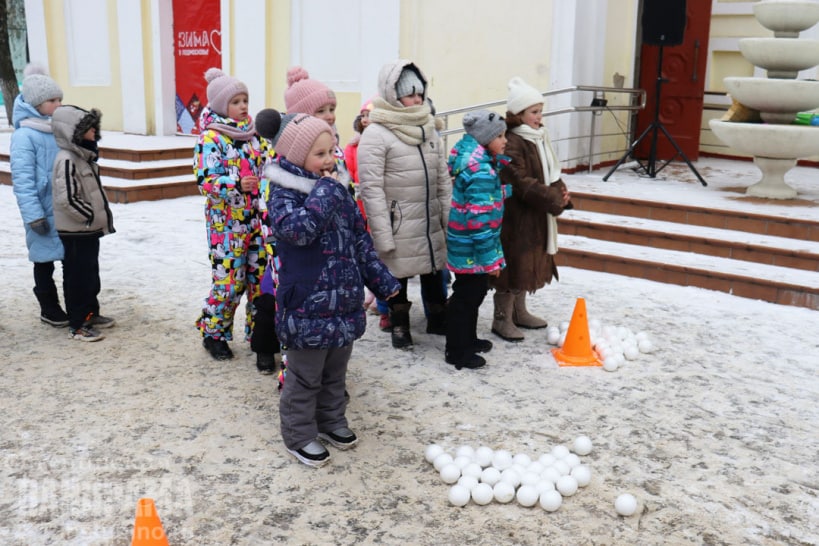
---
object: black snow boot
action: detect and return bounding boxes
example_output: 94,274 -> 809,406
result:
390,303 -> 414,350
33,287 -> 69,327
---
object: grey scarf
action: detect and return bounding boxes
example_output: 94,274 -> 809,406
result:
20,118 -> 53,133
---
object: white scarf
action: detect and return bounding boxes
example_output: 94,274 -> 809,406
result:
511,123 -> 560,255
20,118 -> 53,133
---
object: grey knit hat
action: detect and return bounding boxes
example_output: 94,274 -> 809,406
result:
205,67 -> 249,117
463,110 -> 506,146
395,67 -> 425,99
21,63 -> 63,108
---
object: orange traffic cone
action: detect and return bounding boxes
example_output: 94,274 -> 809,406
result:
551,297 -> 602,367
131,498 -> 169,546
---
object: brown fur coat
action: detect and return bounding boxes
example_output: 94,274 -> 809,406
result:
491,127 -> 570,292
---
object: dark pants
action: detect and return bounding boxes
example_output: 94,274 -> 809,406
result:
445,273 -> 489,358
279,344 -> 353,450
389,272 -> 447,310
33,261 -> 60,295
250,293 -> 281,355
61,235 -> 101,329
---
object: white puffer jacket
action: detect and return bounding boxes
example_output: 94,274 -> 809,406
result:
357,60 -> 451,279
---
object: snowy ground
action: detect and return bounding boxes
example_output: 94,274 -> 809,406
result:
0,163 -> 817,545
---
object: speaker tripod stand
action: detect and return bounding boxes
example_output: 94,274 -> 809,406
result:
603,44 -> 706,186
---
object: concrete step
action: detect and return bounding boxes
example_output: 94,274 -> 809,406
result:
559,209 -> 819,272
557,235 -> 819,310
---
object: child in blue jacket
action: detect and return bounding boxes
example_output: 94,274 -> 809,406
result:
265,113 -> 399,467
445,110 -> 510,370
10,64 -> 68,326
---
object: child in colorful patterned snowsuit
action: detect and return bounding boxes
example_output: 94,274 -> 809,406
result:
194,68 -> 271,361
445,110 -> 510,370
265,113 -> 400,467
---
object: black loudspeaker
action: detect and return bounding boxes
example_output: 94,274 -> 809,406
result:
642,0 -> 687,46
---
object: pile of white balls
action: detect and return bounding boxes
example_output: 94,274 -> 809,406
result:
546,318 -> 655,372
426,436 -> 596,512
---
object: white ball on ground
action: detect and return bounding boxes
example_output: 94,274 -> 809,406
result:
448,484 -> 471,507
472,483 -> 494,505
547,328 -> 561,345
500,468 -> 521,488
475,446 -> 494,467
624,344 -> 640,360
512,453 -> 532,467
559,321 -> 570,333
462,462 -> 483,479
572,435 -> 593,456
456,445 -> 475,460
480,467 -> 502,486
615,493 -> 638,516
539,490 -> 563,512
558,333 -> 567,346
538,453 -> 557,467
516,484 -> 539,507
563,453 -> 581,469
603,357 -> 620,372
635,331 -> 649,341
493,481 -> 516,503
425,444 -> 444,463
440,464 -> 461,484
433,453 -> 453,472
457,475 -> 479,491
521,472 -> 541,487
571,465 -> 591,487
552,460 -> 571,476
638,339 -> 654,353
527,461 -> 545,475
556,475 -> 578,497
541,466 -> 561,484
536,480 -> 556,495
492,450 -> 513,470
551,445 -> 570,459
453,455 -> 472,470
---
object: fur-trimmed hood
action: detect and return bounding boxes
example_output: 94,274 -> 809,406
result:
52,105 -> 102,159
264,161 -> 319,195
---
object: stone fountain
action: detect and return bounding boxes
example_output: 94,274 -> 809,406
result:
709,0 -> 819,199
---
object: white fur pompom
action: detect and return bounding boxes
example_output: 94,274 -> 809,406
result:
24,63 -> 49,78
204,67 -> 225,83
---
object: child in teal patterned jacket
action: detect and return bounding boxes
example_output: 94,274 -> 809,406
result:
445,110 -> 510,370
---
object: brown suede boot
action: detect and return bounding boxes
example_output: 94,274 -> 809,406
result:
512,290 -> 548,329
491,291 -> 524,342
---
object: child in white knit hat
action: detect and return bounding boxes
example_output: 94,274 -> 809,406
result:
10,63 -> 69,327
194,68 -> 272,361
264,112 -> 399,467
357,60 -> 452,351
490,77 -> 572,343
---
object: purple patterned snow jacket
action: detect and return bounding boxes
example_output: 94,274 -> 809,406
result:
265,158 -> 400,349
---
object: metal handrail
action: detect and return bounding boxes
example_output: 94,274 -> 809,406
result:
436,85 -> 646,172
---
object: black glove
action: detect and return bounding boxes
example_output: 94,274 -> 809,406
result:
29,218 -> 49,235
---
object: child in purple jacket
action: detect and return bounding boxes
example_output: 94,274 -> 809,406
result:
264,112 -> 399,467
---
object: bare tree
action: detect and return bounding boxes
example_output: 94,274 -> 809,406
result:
0,0 -> 19,123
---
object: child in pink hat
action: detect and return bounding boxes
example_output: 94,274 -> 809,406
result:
263,112 -> 399,467
284,67 -> 353,194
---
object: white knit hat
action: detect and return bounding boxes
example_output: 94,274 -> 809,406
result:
21,63 -> 63,108
506,77 -> 543,116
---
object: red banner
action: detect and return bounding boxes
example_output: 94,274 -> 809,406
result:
173,0 -> 222,134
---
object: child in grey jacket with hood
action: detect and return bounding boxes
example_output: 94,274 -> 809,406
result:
52,105 -> 116,342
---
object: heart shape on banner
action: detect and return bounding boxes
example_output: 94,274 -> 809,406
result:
210,29 -> 222,55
